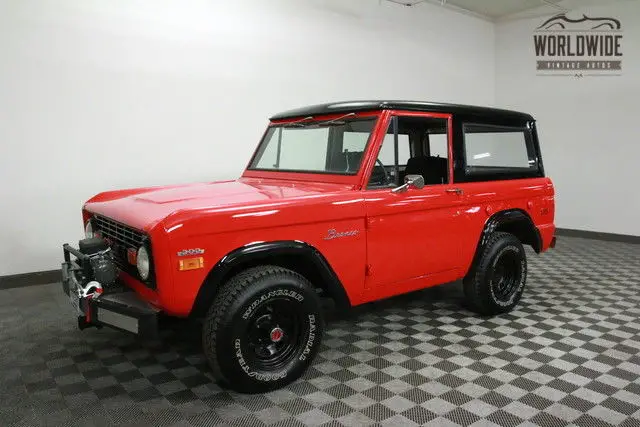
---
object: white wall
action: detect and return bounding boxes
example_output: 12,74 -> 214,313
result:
0,0 -> 495,275
496,1 -> 640,236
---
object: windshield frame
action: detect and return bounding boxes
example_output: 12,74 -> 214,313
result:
243,111 -> 384,183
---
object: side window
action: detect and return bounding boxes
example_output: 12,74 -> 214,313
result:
462,123 -> 540,180
368,116 -> 450,188
377,133 -> 410,166
428,133 -> 448,158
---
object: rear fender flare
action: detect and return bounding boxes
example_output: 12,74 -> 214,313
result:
467,209 -> 542,277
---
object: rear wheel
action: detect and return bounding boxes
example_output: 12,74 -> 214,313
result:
202,266 -> 324,393
463,232 -> 527,315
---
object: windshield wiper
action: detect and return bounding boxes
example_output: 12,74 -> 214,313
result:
281,112 -> 357,128
316,112 -> 357,126
282,116 -> 314,127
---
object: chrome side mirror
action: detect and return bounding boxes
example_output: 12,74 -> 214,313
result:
392,174 -> 425,193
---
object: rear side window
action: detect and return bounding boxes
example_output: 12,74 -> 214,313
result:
462,123 -> 540,180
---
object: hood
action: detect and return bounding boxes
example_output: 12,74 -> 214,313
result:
84,177 -> 353,231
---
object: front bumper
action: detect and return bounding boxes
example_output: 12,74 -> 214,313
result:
62,243 -> 160,338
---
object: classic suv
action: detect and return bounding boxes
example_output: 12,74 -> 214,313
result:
61,101 -> 556,393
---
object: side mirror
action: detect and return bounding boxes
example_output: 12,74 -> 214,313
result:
392,174 -> 425,193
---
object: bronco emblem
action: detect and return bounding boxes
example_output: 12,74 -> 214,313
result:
323,229 -> 359,240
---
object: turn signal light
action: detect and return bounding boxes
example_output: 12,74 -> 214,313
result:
179,257 -> 204,271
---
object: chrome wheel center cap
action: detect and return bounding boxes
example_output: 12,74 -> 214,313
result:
270,327 -> 284,343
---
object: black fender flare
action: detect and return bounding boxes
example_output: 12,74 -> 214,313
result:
190,240 -> 351,317
467,209 -> 542,277
480,209 -> 541,250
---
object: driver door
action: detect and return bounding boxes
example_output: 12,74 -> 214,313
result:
363,112 -> 467,302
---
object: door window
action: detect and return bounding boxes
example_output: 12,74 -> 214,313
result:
377,133 -> 411,167
368,116 -> 450,188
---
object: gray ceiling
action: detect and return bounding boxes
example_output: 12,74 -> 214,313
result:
441,0 -> 564,19
391,0 -> 628,21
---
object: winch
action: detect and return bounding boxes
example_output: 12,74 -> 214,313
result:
77,237 -> 119,291
62,237 -> 159,337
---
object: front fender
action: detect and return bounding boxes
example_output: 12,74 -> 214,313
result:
190,240 -> 351,317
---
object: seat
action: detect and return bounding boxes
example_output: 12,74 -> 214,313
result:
404,156 -> 448,185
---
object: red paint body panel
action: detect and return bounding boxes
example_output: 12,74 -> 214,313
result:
81,108 -> 556,317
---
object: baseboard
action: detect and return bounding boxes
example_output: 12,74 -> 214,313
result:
0,269 -> 61,290
556,228 -> 640,244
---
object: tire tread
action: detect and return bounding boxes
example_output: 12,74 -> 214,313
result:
464,232 -> 525,315
202,265 -> 315,386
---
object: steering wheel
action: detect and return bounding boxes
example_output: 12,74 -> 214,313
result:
374,159 -> 392,186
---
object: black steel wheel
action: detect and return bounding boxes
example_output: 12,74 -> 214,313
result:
491,250 -> 523,303
464,232 -> 527,315
203,266 -> 324,393
245,298 -> 303,371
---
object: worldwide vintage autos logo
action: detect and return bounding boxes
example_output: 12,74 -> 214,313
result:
534,13 -> 622,77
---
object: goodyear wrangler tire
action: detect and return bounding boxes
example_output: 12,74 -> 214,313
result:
203,265 -> 324,393
463,232 -> 527,316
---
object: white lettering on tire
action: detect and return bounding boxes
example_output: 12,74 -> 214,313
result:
234,338 -> 287,382
489,246 -> 526,307
242,289 -> 304,320
299,314 -> 316,361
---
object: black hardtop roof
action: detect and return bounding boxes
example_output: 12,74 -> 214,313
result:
270,100 -> 534,121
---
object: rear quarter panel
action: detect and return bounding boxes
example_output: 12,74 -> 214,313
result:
457,177 -> 555,273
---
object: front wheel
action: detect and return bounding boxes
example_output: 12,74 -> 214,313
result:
203,266 -> 324,393
463,232 -> 527,315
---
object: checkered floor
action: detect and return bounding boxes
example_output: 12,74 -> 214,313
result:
1,236 -> 640,427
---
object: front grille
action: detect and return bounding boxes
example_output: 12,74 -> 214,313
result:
93,215 -> 144,249
92,215 -> 154,288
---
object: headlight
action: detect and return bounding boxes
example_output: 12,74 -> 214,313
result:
85,221 -> 95,239
137,246 -> 151,280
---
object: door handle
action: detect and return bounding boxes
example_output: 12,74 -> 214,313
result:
446,188 -> 464,195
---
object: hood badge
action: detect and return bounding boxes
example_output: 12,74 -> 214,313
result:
323,228 -> 359,240
177,248 -> 205,257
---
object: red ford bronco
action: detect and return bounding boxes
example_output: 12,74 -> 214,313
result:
61,101 -> 556,393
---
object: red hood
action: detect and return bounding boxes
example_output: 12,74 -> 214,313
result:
84,178 -> 353,231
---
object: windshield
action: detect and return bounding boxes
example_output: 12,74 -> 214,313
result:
248,117 -> 378,175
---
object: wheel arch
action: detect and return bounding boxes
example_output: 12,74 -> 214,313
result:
190,240 -> 351,318
466,208 -> 541,278
483,209 -> 542,253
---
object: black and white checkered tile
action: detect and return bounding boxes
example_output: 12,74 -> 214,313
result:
1,236 -> 639,426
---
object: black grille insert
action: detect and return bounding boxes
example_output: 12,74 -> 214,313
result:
93,215 -> 144,249
92,215 -> 154,288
